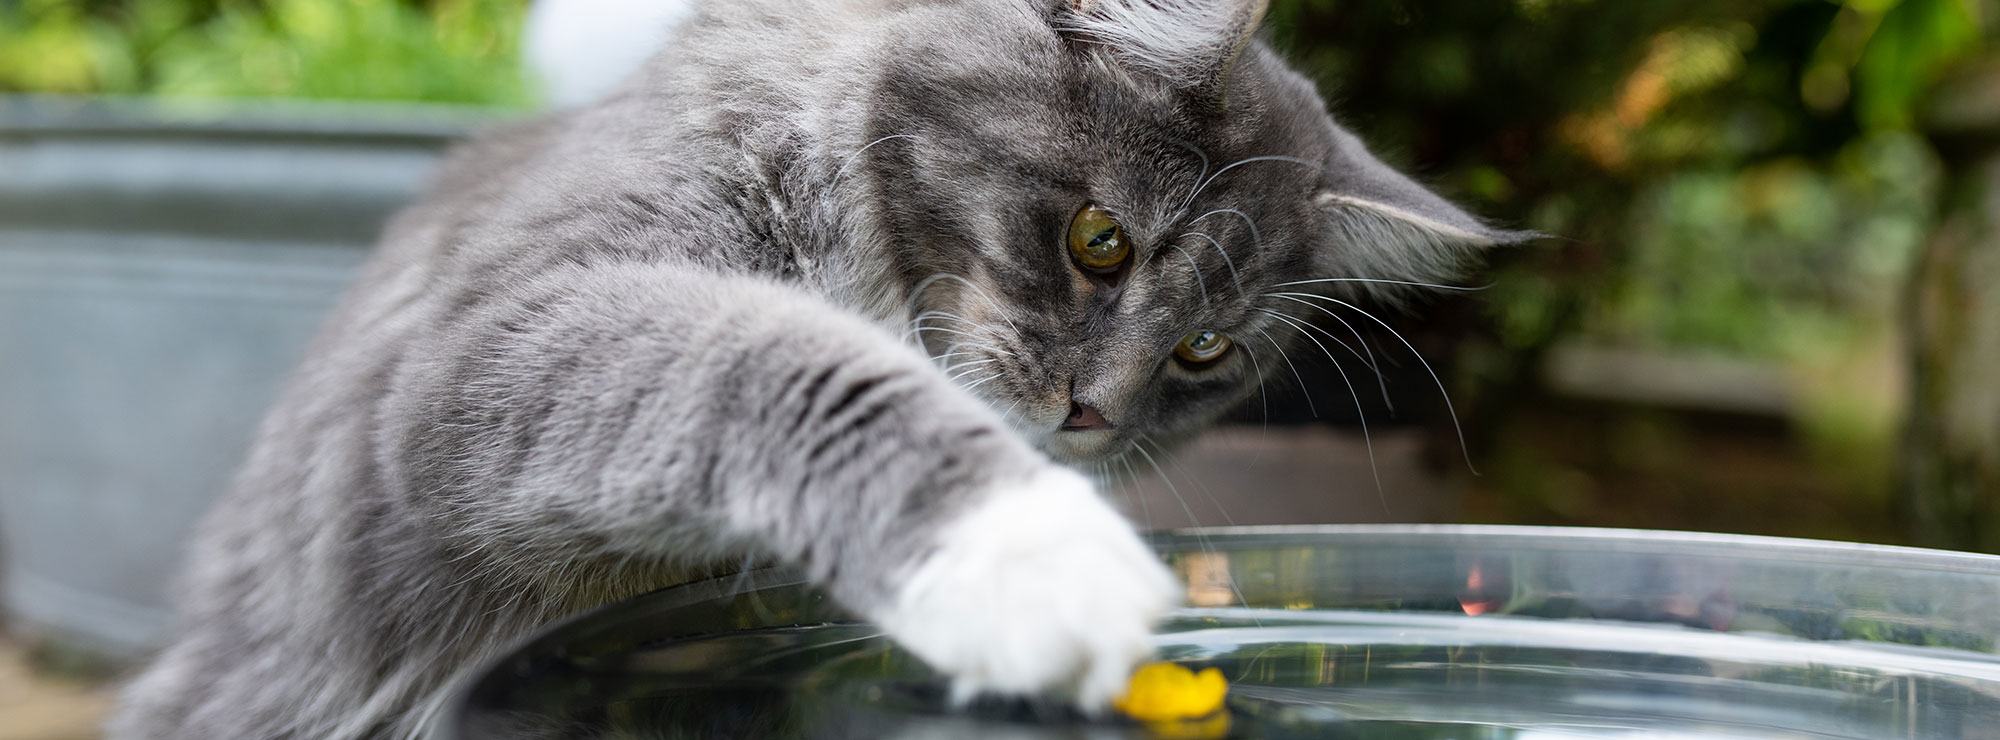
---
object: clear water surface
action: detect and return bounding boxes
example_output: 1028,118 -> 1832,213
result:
434,526 -> 2000,739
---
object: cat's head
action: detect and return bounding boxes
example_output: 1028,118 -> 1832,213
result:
860,0 -> 1527,465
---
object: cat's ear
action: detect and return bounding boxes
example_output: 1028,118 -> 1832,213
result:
1054,0 -> 1270,94
1312,127 -> 1536,285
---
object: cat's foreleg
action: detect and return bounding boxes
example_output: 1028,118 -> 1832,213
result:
381,261 -> 1176,707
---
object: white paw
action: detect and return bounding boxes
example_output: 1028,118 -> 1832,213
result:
871,466 -> 1180,711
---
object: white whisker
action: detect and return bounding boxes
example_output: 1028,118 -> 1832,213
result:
1114,452 -> 1153,531
1261,294 -> 1393,411
944,359 -> 999,381
1257,309 -> 1386,512
1136,435 -> 1254,614
959,373 -> 1003,392
1190,208 -> 1264,254
1237,339 -> 1273,468
1178,155 -> 1326,213
1276,292 -> 1480,474
1250,326 -> 1315,418
907,272 -> 1024,338
930,350 -> 987,364
1257,302 -> 1381,380
1150,436 -> 1234,526
905,324 -> 996,345
833,134 -> 921,184
910,310 -> 976,328
1130,438 -> 1197,525
1179,232 -> 1243,297
1169,245 -> 1210,306
1169,139 -> 1212,208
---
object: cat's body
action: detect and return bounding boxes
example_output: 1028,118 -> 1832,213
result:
111,2 -> 1517,738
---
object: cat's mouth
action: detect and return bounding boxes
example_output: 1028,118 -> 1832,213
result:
1045,430 -> 1123,465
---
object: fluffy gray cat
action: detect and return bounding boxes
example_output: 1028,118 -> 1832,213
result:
110,0 -> 1520,737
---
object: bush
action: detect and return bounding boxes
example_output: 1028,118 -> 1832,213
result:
0,0 -> 528,105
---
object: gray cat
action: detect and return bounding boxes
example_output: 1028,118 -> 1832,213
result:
109,1 -> 1520,737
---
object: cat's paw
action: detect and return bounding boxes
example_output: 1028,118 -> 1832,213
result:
872,466 -> 1179,711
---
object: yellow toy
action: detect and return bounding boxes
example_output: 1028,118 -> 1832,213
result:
1114,662 -> 1229,721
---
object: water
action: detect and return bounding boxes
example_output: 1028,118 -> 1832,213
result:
436,526 -> 2000,739
1163,609 -> 2000,738
490,612 -> 2000,739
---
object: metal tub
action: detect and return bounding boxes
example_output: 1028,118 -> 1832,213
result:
0,96 -> 492,657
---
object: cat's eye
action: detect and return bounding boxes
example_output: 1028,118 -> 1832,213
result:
1068,204 -> 1129,272
1175,330 -> 1232,364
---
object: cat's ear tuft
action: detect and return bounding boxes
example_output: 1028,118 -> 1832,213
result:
1313,129 -> 1537,286
1054,0 -> 1270,93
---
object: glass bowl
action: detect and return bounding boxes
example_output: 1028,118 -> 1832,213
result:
429,525 -> 2000,739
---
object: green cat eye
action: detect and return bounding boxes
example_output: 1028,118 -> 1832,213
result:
1175,330 -> 1232,364
1068,204 -> 1128,272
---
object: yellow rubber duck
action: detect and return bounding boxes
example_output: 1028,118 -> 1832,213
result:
1113,662 -> 1231,738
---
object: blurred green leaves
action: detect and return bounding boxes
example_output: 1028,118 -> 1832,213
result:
1845,0 -> 1982,130
1262,0 -> 1986,533
0,0 -> 528,105
1262,0 -> 1981,358
1597,132 -> 1939,358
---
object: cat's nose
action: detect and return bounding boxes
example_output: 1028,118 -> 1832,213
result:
1060,401 -> 1112,431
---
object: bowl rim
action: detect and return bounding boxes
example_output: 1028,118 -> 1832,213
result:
1150,524 -> 2000,576
427,524 -> 2000,739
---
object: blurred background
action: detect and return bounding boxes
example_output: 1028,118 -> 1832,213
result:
2,0 -> 1997,737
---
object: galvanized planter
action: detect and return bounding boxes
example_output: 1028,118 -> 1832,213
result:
0,95 -> 496,659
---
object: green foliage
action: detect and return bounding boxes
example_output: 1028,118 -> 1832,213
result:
1263,0 -> 1986,536
0,0 -> 528,105
1854,0 -> 1983,130
0,0 -> 124,93
1598,133 -> 1938,357
1268,0 -> 1978,359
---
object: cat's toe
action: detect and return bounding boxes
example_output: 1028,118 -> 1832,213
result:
871,466 -> 1179,712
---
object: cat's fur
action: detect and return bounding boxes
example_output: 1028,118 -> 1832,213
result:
110,1 -> 1517,737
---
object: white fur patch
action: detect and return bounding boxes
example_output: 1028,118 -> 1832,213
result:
871,467 -> 1179,710
1055,0 -> 1266,87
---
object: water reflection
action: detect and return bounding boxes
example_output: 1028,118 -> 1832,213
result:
440,527 -> 2000,740
451,608 -> 2000,739
1181,551 -> 1236,608
1458,562 -> 1505,616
